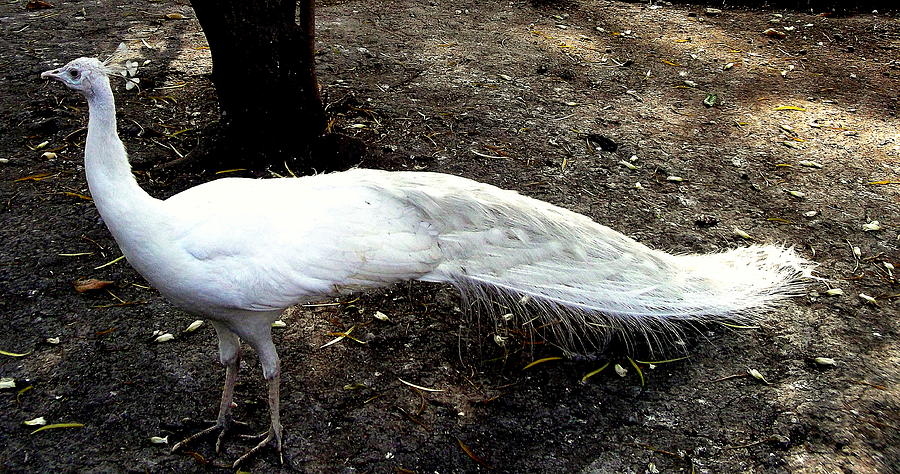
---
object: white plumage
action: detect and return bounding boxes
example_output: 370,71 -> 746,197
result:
42,57 -> 814,467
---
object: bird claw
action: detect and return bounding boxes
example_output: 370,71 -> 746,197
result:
232,425 -> 283,468
171,417 -> 238,455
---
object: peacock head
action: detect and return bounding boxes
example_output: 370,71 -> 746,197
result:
41,57 -> 111,95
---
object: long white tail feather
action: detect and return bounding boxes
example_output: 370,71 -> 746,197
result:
445,245 -> 814,354
355,170 -> 817,353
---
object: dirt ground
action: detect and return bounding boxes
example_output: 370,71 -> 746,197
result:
1,0 -> 898,472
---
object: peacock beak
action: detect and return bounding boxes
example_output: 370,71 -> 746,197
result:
41,68 -> 61,80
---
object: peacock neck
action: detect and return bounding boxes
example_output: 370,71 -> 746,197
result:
83,77 -> 161,240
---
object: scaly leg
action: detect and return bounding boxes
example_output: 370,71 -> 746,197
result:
233,371 -> 282,468
232,322 -> 283,468
172,321 -> 243,453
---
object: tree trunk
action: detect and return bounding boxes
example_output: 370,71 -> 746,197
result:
189,0 -> 325,168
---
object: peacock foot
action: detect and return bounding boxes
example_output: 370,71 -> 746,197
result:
171,416 -> 249,455
232,423 -> 283,468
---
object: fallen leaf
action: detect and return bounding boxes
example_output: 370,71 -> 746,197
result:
747,368 -> 770,384
457,438 -> 491,469
862,221 -> 882,232
30,423 -> 84,435
14,172 -> 55,182
184,320 -> 204,332
733,228 -> 753,240
320,325 -> 355,348
859,293 -> 877,305
763,28 -> 787,39
581,362 -> 610,383
774,105 -> 806,111
23,417 -> 46,426
73,279 -> 114,293
0,349 -> 32,357
60,192 -> 92,200
523,356 -> 563,370
25,0 -> 54,9
398,378 -> 445,392
627,357 -> 645,386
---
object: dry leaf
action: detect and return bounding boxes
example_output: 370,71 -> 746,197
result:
763,28 -> 787,39
30,423 -> 84,435
73,279 -> 114,293
733,228 -> 752,240
862,221 -> 882,232
184,320 -> 204,332
747,368 -> 770,384
23,417 -> 47,426
774,105 -> 806,111
398,378 -> 445,392
25,0 -> 54,9
523,356 -> 562,370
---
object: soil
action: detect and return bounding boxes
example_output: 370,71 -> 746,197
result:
1,0 -> 898,472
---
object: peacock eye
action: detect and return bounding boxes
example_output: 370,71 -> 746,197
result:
69,70 -> 79,79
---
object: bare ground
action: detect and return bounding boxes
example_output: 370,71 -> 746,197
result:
1,0 -> 898,472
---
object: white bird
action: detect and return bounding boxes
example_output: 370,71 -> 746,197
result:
42,57 -> 814,467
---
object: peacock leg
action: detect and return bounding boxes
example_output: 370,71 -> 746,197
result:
172,321 -> 243,454
233,372 -> 282,468
232,322 -> 283,468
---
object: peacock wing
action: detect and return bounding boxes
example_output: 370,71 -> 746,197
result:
167,177 -> 443,312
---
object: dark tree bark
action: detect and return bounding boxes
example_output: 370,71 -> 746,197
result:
189,0 -> 326,168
